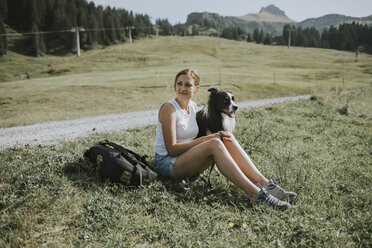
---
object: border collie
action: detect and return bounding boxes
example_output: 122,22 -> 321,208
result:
196,88 -> 238,137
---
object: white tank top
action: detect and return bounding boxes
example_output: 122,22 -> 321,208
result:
155,99 -> 199,156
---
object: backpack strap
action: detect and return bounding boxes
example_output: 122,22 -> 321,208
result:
138,167 -> 143,185
125,148 -> 150,167
200,161 -> 214,189
101,141 -> 139,165
100,141 -> 129,155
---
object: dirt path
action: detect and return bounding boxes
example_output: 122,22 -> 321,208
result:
0,95 -> 311,150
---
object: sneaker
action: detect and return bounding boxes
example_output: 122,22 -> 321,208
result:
254,179 -> 297,203
249,189 -> 291,210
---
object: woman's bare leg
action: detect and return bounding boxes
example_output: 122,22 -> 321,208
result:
223,134 -> 269,186
173,138 -> 260,197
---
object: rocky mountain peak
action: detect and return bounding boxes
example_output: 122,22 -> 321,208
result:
259,4 -> 286,17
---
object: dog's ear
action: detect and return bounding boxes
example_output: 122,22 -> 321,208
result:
208,88 -> 218,94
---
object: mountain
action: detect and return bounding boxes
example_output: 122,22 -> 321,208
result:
238,4 -> 294,23
298,14 -> 372,31
185,5 -> 372,36
186,5 -> 296,36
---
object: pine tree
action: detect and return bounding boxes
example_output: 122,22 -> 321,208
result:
221,27 -> 232,39
247,33 -> 252,42
321,28 -> 329,48
263,33 -> 272,45
103,7 -> 117,44
295,27 -> 305,46
23,0 -> 43,56
0,20 -> 7,56
253,28 -> 259,43
0,0 -> 6,56
30,22 -> 41,56
328,25 -> 338,50
86,2 -> 99,46
254,29 -> 264,44
156,19 -> 173,35
0,0 -> 7,20
96,5 -> 106,44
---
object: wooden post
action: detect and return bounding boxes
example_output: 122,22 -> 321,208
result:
342,76 -> 345,89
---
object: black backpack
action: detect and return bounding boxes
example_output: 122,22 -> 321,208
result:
84,141 -> 158,186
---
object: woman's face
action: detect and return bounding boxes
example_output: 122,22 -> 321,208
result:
175,74 -> 199,100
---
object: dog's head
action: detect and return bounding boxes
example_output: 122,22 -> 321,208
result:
208,88 -> 238,118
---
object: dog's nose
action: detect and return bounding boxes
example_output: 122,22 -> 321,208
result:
233,105 -> 238,111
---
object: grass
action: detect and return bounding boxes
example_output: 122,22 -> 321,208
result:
1,86 -> 371,247
1,36 -> 372,127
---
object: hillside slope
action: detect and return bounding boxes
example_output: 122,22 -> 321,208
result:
298,14 -> 372,31
1,36 -> 371,127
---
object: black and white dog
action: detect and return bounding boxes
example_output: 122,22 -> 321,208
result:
196,88 -> 238,137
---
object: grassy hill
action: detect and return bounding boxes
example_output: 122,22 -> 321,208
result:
0,36 -> 371,128
0,35 -> 371,247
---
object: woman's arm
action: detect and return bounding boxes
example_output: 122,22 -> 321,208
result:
159,103 -> 230,157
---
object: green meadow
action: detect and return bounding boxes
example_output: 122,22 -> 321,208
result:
1,36 -> 371,128
0,36 -> 371,247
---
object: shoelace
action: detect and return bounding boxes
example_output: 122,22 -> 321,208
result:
266,194 -> 278,204
265,194 -> 289,209
266,180 -> 285,192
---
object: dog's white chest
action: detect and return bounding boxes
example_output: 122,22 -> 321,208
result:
222,114 -> 236,132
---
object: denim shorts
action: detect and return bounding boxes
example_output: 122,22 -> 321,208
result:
154,153 -> 178,178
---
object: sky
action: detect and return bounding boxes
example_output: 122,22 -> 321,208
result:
90,0 -> 372,24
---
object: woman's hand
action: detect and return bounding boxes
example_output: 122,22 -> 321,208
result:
206,131 -> 233,142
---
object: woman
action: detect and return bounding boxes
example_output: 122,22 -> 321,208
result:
154,69 -> 296,210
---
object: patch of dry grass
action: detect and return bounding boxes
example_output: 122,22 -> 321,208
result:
0,36 -> 371,127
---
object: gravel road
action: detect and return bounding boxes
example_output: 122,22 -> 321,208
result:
0,95 -> 311,151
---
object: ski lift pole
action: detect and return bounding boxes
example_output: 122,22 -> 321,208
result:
71,27 -> 85,56
125,26 -> 135,44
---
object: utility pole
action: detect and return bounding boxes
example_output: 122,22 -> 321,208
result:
125,26 -> 135,44
154,25 -> 159,36
71,27 -> 85,56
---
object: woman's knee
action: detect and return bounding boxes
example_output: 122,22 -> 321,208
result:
206,137 -> 225,151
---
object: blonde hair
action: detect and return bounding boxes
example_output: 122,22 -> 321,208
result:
174,69 -> 200,88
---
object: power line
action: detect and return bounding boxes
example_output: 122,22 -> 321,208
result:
85,26 -> 151,31
0,26 -> 153,37
0,29 -> 72,36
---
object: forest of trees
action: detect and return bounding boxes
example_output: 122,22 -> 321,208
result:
219,22 -> 372,54
0,0 -> 371,57
278,22 -> 372,53
0,0 -> 152,56
155,19 -> 173,36
220,26 -> 245,40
